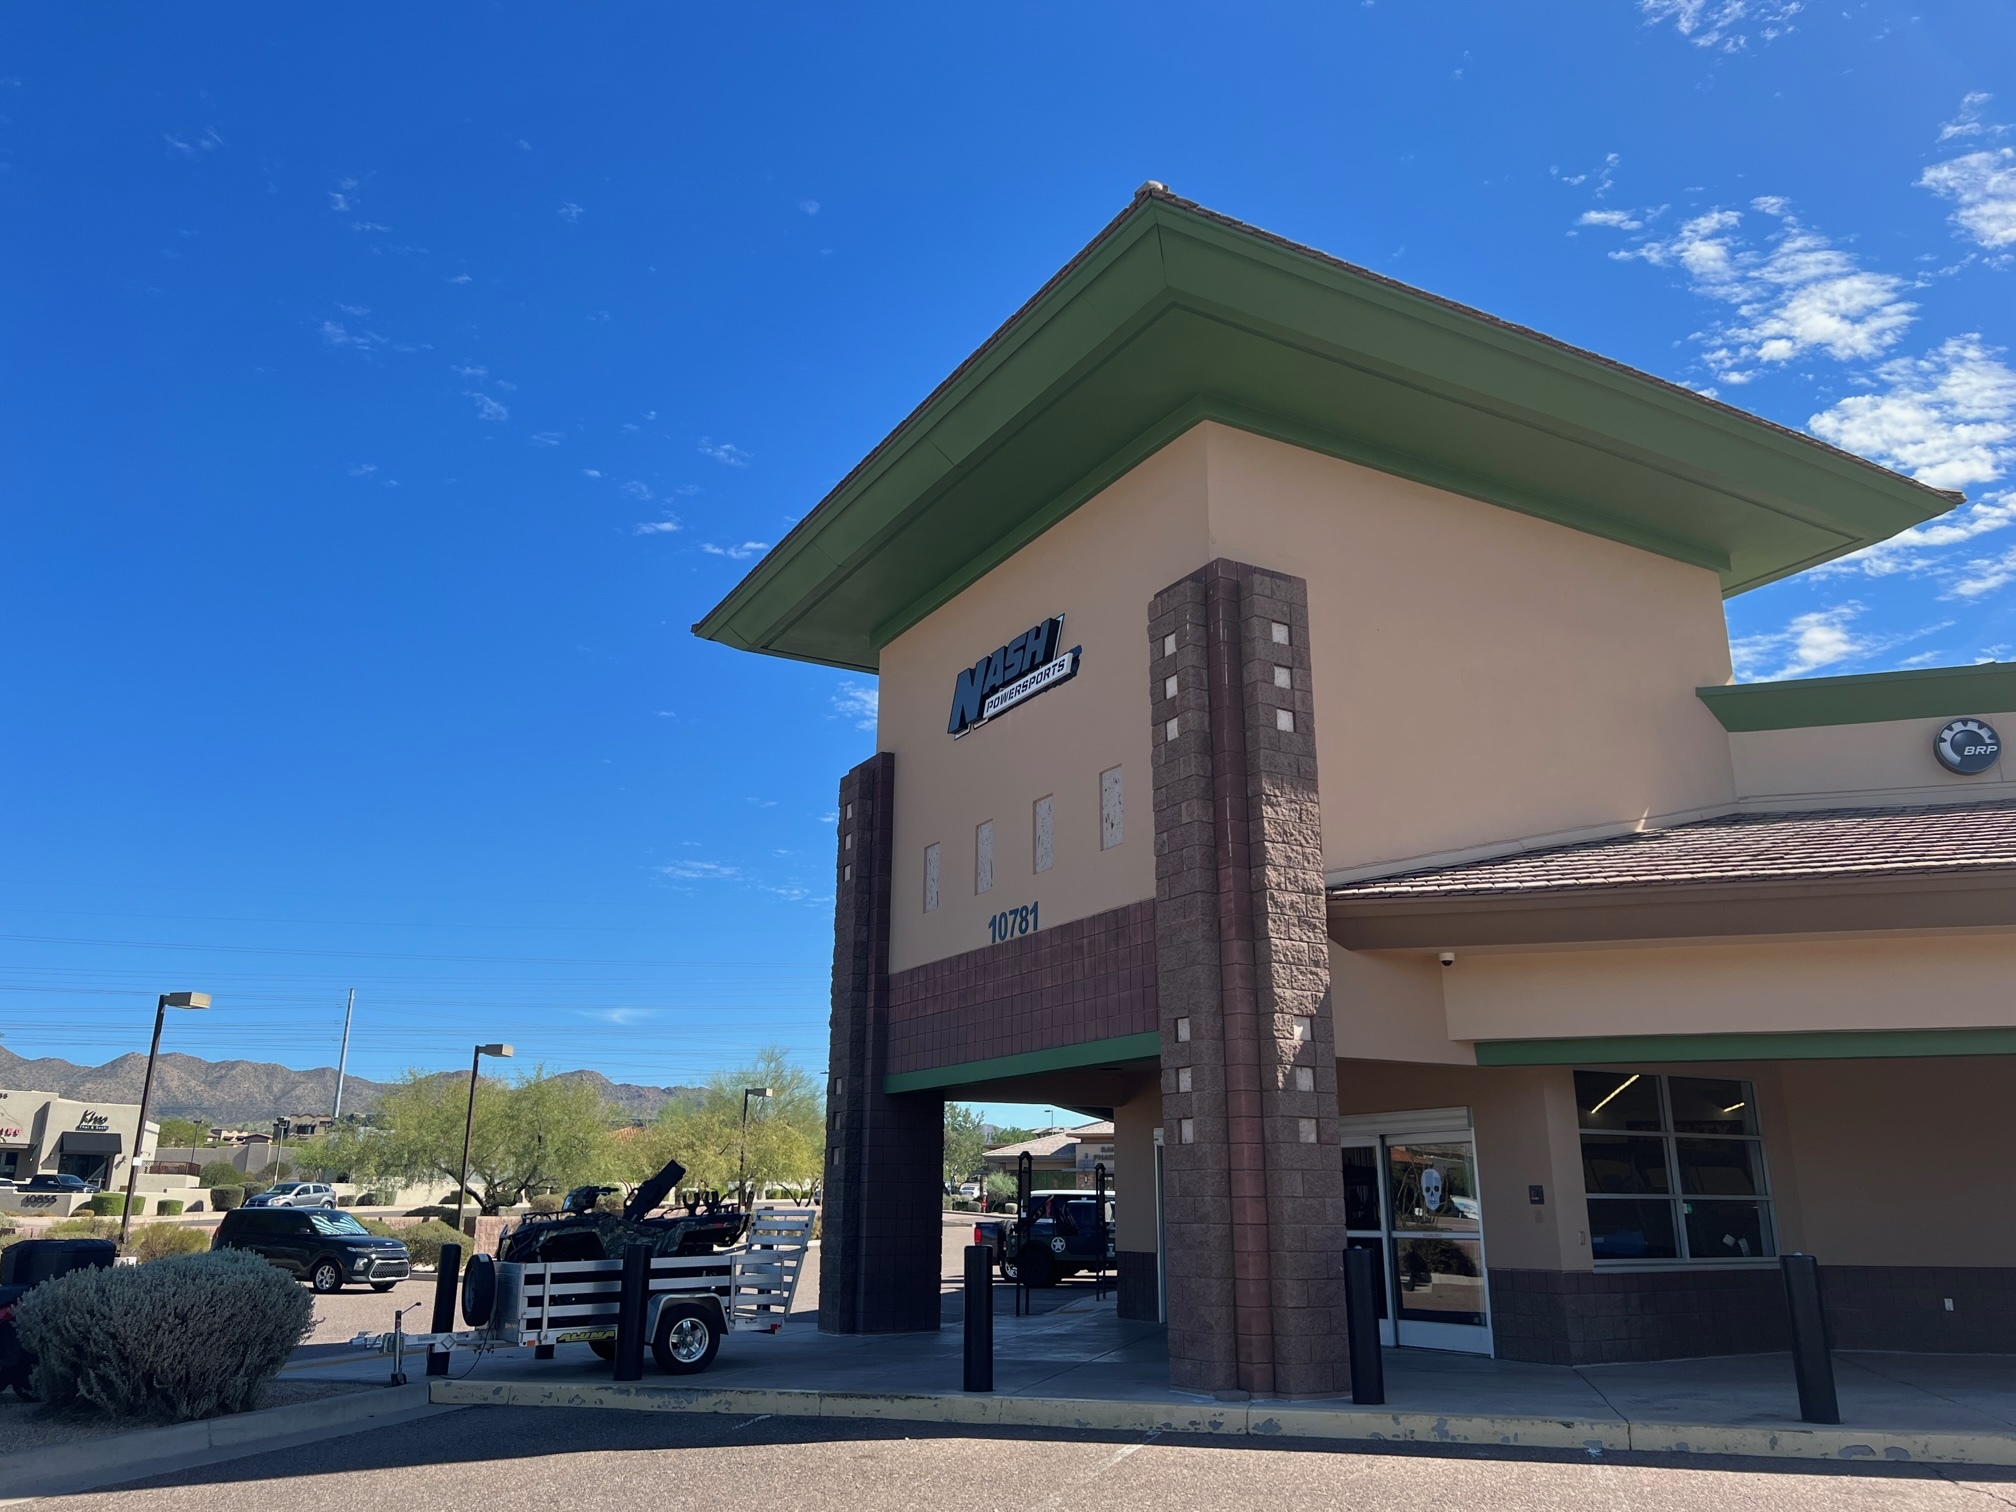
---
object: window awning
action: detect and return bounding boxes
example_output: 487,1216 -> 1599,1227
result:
57,1132 -> 122,1155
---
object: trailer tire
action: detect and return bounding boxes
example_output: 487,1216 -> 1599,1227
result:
588,1337 -> 616,1361
651,1303 -> 721,1375
461,1253 -> 496,1327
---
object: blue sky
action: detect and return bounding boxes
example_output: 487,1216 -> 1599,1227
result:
2,4 -> 2011,1122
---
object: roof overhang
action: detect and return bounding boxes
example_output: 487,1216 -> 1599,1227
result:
1329,869 -> 2016,950
696,186 -> 1957,673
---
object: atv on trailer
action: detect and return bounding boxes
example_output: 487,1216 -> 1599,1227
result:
498,1158 -> 746,1265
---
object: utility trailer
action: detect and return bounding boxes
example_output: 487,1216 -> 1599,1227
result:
351,1208 -> 814,1377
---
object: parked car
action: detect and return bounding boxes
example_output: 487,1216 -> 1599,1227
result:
957,1182 -> 981,1200
19,1174 -> 98,1194
242,1181 -> 338,1209
212,1206 -> 411,1293
976,1189 -> 1115,1286
0,1237 -> 116,1398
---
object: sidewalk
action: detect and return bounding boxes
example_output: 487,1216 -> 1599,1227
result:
287,1285 -> 2016,1465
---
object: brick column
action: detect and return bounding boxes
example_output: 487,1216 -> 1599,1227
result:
819,752 -> 944,1335
1149,562 -> 1348,1398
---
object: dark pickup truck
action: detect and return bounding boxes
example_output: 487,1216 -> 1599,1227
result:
973,1189 -> 1114,1286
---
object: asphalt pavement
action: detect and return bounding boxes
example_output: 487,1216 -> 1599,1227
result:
18,1399 -> 2016,1512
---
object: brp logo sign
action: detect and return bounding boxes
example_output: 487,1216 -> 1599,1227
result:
1935,718 -> 2001,775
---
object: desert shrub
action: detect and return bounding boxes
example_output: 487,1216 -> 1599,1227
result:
210,1187 -> 243,1210
197,1160 -> 244,1188
593,1193 -> 624,1215
128,1224 -> 210,1262
154,1199 -> 185,1217
16,1247 -> 312,1422
239,1182 -> 268,1199
87,1193 -> 143,1218
526,1194 -> 561,1214
47,1217 -> 121,1240
947,1198 -> 980,1212
402,1205 -> 460,1223
376,1218 -> 461,1269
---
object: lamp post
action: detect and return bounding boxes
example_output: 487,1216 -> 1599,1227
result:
738,1086 -> 773,1212
455,1044 -> 513,1235
121,992 -> 210,1253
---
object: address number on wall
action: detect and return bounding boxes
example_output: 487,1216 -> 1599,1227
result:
987,902 -> 1039,945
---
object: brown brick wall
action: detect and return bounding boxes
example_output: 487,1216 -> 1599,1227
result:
886,899 -> 1157,1075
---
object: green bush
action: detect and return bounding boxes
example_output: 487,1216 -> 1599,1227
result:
197,1160 -> 244,1189
526,1194 -> 561,1214
154,1199 -> 186,1217
210,1187 -> 243,1210
47,1217 -> 121,1239
87,1193 -> 143,1218
361,1218 -> 462,1270
129,1224 -> 210,1262
16,1247 -> 312,1422
355,1190 -> 390,1207
336,1194 -> 356,1207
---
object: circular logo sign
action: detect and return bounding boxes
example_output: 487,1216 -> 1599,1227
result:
1935,718 -> 2001,775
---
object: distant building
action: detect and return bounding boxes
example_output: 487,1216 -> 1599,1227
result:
0,1088 -> 158,1202
983,1123 -> 1115,1190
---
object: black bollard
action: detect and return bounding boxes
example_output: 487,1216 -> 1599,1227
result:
963,1244 -> 994,1392
1343,1247 -> 1385,1405
1781,1253 -> 1839,1424
427,1243 -> 463,1377
614,1241 -> 650,1382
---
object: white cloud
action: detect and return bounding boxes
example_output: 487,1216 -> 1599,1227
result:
580,1007 -> 654,1025
582,468 -> 603,478
452,364 -> 487,377
633,519 -> 682,535
531,431 -> 562,446
320,320 -> 385,351
1921,149 -> 2016,252
336,302 -> 369,316
558,202 -> 584,222
1638,0 -> 1802,51
1953,544 -> 2016,599
347,463 -> 377,477
327,191 -> 352,212
701,541 -> 769,560
1554,153 -> 1619,195
1807,336 -> 2016,491
831,680 -> 878,730
1814,492 -> 2016,580
1939,92 -> 2008,143
1578,209 -> 1644,231
658,860 -> 739,880
1729,601 -> 1947,680
699,437 -> 751,467
798,199 -> 820,216
447,273 -> 473,284
465,391 -> 510,422
1607,200 -> 1915,382
620,480 -> 654,501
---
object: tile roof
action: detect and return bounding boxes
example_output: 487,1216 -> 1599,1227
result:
1329,800 -> 2016,901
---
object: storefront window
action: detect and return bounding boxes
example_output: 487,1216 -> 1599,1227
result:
1576,1071 -> 1775,1265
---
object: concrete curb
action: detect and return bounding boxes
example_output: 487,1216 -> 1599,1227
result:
1,1382 -> 454,1503
429,1378 -> 2016,1466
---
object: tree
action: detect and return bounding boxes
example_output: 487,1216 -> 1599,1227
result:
628,1048 -> 823,1203
944,1104 -> 986,1185
986,1125 -> 1038,1148
297,1067 -> 619,1213
156,1118 -> 210,1149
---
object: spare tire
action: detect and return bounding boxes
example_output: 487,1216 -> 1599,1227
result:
461,1252 -> 497,1327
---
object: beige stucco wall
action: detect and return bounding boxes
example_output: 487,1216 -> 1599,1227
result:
1110,1083 -> 1162,1253
1442,930 -> 2016,1042
1330,945 -> 1471,1065
879,430 -> 1209,974
1731,709 -> 2016,809
1335,1060 -> 1589,1272
878,421 -> 1744,975
1198,426 -> 1739,880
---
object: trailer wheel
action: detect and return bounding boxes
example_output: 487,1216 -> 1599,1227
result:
651,1303 -> 721,1375
588,1337 -> 616,1361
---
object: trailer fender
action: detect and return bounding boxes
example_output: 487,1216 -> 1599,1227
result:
644,1289 -> 725,1341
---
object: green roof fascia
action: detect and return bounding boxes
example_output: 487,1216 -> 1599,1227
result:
1697,662 -> 2016,732
1476,1028 -> 2016,1066
696,190 -> 1956,673
883,1031 -> 1161,1094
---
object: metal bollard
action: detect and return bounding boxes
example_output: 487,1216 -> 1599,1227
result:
1781,1253 -> 1839,1424
963,1244 -> 994,1392
614,1241 -> 650,1382
427,1243 -> 463,1378
1343,1247 -> 1385,1405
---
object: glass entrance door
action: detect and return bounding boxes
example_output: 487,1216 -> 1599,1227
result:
1341,1127 -> 1492,1355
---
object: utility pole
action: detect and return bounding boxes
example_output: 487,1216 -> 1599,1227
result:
332,988 -> 356,1120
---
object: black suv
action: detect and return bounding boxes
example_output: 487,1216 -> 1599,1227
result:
212,1207 -> 411,1294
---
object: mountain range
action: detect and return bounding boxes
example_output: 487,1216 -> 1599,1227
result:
0,1046 -> 698,1126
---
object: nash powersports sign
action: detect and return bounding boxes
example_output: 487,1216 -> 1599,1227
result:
946,614 -> 1081,737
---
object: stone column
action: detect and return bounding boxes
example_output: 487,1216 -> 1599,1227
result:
819,752 -> 944,1335
1149,561 -> 1348,1398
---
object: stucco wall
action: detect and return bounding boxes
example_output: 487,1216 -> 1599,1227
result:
1731,709 -> 2016,810
1110,1082 -> 1162,1254
1330,944 -> 1470,1065
1442,930 -> 2016,1042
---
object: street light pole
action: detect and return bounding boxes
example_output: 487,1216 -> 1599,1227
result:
455,1043 -> 514,1235
738,1086 -> 773,1212
121,992 -> 210,1253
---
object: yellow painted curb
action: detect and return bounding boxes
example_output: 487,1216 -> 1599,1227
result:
427,1379 -> 2016,1466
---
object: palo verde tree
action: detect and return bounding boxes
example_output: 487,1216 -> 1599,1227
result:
628,1047 -> 823,1201
300,1067 -> 619,1213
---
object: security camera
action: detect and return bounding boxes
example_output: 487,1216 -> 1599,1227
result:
1438,952 -> 1456,967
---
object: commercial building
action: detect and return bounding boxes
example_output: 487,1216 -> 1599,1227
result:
698,186 -> 2016,1393
0,1088 -> 158,1211
983,1122 -> 1116,1189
